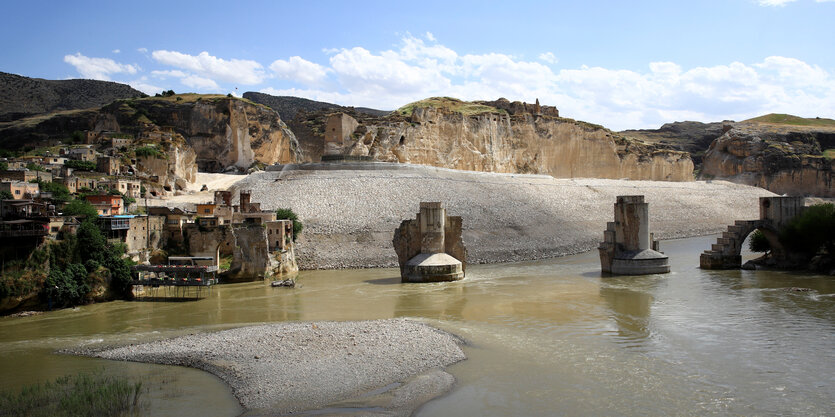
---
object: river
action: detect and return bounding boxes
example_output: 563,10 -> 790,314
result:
0,235 -> 833,416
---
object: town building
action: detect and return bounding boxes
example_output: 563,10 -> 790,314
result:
1,181 -> 39,199
85,195 -> 124,216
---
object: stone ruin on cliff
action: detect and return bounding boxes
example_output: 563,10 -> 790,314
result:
393,202 -> 467,282
598,195 -> 670,275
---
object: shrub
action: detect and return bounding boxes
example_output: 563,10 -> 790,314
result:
65,160 -> 96,171
0,190 -> 12,200
749,230 -> 771,253
25,162 -> 45,172
779,203 -> 835,257
134,146 -> 164,159
275,208 -> 303,242
62,199 -> 99,218
36,180 -> 71,202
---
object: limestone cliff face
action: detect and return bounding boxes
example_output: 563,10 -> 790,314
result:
701,125 -> 834,197
129,98 -> 302,172
0,96 -> 303,173
300,105 -> 693,181
136,145 -> 197,191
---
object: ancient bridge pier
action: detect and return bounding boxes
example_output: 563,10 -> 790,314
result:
700,196 -> 804,269
393,202 -> 467,282
598,195 -> 670,275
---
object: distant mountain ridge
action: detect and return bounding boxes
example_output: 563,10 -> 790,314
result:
243,91 -> 390,120
0,72 -> 145,122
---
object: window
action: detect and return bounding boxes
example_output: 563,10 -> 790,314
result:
15,190 -> 20,195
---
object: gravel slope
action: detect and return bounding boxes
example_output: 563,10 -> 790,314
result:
230,163 -> 775,269
73,319 -> 465,415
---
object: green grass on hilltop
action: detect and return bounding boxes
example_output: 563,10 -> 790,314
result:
744,113 -> 835,127
396,97 -> 506,117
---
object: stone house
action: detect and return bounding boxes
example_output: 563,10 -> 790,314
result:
0,181 -> 39,199
100,178 -> 141,199
67,146 -> 97,162
0,169 -> 53,183
96,156 -> 121,176
266,220 -> 293,251
85,195 -> 124,215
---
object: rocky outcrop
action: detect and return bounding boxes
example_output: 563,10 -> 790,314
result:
701,124 -> 835,197
136,145 -> 198,192
0,96 -> 303,173
0,71 -> 145,122
620,121 -> 730,167
295,101 -> 693,181
243,91 -> 389,121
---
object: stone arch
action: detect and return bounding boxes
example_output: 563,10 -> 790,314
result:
700,220 -> 784,269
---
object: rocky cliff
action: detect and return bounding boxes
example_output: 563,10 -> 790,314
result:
0,71 -> 145,122
620,121 -> 729,167
701,121 -> 835,197
0,95 -> 303,173
293,98 -> 693,181
243,91 -> 389,121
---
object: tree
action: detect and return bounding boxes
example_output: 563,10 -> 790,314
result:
779,203 -> 835,257
37,180 -> 71,202
0,161 -> 7,171
275,208 -> 303,242
65,160 -> 96,171
0,190 -> 12,200
63,199 -> 99,218
25,162 -> 45,172
76,220 -> 108,264
749,230 -> 771,253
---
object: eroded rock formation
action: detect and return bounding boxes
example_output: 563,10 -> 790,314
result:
293,99 -> 693,181
701,124 -> 835,197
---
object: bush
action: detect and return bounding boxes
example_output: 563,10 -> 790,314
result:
65,160 -> 96,171
749,230 -> 771,253
0,190 -> 12,200
275,208 -> 303,242
36,180 -> 71,202
25,162 -> 45,172
62,199 -> 99,218
779,203 -> 835,257
134,146 -> 164,159
0,161 -> 7,171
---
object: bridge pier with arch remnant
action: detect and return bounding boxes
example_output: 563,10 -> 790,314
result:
700,196 -> 805,269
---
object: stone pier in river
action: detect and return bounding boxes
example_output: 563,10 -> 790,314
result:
599,195 -> 670,275
393,202 -> 466,282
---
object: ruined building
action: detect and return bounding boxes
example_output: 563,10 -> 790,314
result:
393,202 -> 467,282
599,195 -> 670,275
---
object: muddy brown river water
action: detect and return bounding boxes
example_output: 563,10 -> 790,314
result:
1,235 -> 833,416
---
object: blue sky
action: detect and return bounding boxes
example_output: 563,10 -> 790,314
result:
1,0 -> 833,129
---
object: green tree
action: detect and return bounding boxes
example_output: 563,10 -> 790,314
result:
25,162 -> 45,172
779,203 -> 835,257
76,221 -> 108,264
63,199 -> 99,218
0,161 -> 7,171
749,230 -> 771,253
65,160 -> 97,171
0,190 -> 12,200
275,208 -> 303,242
36,180 -> 71,202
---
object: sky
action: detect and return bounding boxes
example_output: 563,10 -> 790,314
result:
1,0 -> 834,130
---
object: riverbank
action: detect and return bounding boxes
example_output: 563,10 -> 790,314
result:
69,318 -> 466,416
227,163 -> 775,269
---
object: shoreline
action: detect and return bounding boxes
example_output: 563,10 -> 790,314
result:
67,318 -> 466,416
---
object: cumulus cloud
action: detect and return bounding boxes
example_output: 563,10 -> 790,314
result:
539,52 -> 558,64
151,50 -> 265,85
269,56 -> 330,87
63,53 -> 138,80
257,34 -> 835,129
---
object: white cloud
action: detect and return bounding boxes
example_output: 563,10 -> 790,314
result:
63,53 -> 139,81
425,32 -> 436,42
127,77 -> 163,95
137,47 -> 148,53
151,69 -> 188,79
259,34 -> 835,129
112,49 -> 120,54
539,52 -> 558,64
151,50 -> 265,85
757,0 -> 798,6
269,56 -> 330,87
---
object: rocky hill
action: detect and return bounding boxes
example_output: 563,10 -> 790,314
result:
701,116 -> 835,196
291,97 -> 694,181
0,94 -> 301,173
242,92 -> 389,121
0,72 -> 145,122
620,121 -> 729,167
